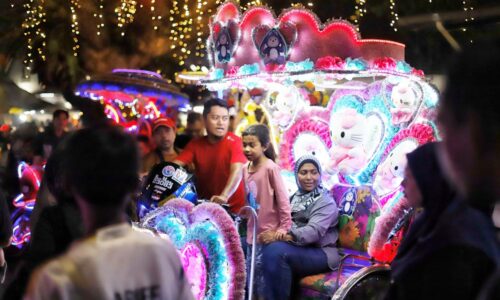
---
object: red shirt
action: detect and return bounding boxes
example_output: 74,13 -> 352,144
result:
176,132 -> 246,213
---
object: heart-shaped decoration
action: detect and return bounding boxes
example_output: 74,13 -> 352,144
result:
210,20 -> 241,64
329,94 -> 396,184
373,123 -> 436,200
140,199 -> 245,300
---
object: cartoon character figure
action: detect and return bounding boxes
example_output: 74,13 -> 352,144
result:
390,81 -> 418,125
216,28 -> 232,63
260,29 -> 287,65
328,108 -> 368,175
269,88 -> 303,128
374,151 -> 407,195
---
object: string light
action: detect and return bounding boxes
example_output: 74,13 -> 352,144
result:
69,0 -> 81,56
194,0 -> 208,59
94,0 -> 105,36
115,0 -> 137,36
462,0 -> 474,43
245,1 -> 264,10
22,0 -> 34,75
389,0 -> 399,32
353,0 -> 367,30
35,0 -> 46,62
22,0 -> 47,74
151,0 -> 159,31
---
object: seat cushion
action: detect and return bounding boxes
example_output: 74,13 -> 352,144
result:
299,249 -> 372,299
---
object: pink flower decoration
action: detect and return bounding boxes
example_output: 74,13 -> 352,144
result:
264,63 -> 286,72
315,56 -> 345,70
373,57 -> 397,70
225,66 -> 240,77
412,68 -> 425,77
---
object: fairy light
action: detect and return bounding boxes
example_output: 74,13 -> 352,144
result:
22,0 -> 35,72
22,0 -> 47,73
194,0 -> 208,60
35,0 -> 46,62
245,1 -> 264,10
462,0 -> 474,43
169,0 -> 193,66
94,0 -> 105,36
389,0 -> 399,32
169,0 -> 181,58
353,0 -> 367,29
151,0 -> 159,31
115,0 -> 137,36
69,0 -> 81,56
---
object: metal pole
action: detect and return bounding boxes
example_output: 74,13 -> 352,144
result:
238,206 -> 258,300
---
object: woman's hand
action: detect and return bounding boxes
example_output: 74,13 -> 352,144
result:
258,230 -> 294,244
258,230 -> 277,244
274,229 -> 288,240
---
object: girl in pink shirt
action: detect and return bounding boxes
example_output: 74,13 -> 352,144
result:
242,124 -> 292,297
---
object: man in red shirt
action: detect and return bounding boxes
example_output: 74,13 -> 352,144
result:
174,99 -> 246,214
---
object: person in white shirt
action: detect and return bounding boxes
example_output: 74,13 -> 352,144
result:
24,125 -> 194,300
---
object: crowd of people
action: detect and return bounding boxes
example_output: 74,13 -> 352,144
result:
0,44 -> 498,300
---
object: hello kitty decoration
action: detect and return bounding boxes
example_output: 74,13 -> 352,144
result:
390,80 -> 420,125
373,123 -> 436,199
267,85 -> 306,129
328,108 -> 368,175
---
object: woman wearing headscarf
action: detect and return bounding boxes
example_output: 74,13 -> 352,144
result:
259,155 -> 340,300
385,142 -> 500,300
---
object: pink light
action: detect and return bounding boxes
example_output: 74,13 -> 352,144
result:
358,39 -> 405,47
112,69 -> 162,79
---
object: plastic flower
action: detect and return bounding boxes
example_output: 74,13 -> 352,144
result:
225,66 -> 240,77
373,57 -> 397,70
315,56 -> 344,70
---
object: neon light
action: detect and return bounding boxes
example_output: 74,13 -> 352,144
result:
104,104 -> 121,123
144,101 -> 161,119
112,68 -> 162,79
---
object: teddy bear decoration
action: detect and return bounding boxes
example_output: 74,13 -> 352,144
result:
209,20 -> 240,64
253,22 -> 297,66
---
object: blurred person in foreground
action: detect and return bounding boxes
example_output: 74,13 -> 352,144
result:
1,191 -> 12,283
436,43 -> 500,299
24,125 -> 194,300
384,142 -> 499,300
3,140 -> 83,299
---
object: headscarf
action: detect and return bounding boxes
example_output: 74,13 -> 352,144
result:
391,142 -> 456,274
291,155 -> 325,213
401,142 -> 455,244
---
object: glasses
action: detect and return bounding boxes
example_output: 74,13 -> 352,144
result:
208,114 -> 229,122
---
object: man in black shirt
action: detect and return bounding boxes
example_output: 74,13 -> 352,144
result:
33,109 -> 69,165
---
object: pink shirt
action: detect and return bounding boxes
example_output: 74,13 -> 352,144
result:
243,159 -> 292,244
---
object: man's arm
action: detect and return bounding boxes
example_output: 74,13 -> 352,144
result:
210,162 -> 243,204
